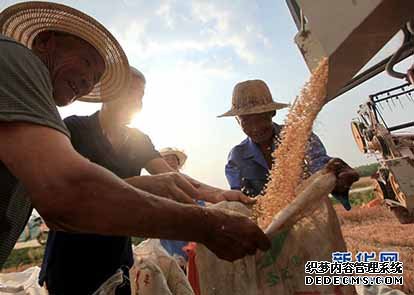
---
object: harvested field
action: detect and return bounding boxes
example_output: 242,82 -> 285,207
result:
336,205 -> 414,294
350,176 -> 375,190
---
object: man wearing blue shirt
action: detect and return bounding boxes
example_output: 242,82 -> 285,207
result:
219,80 -> 359,207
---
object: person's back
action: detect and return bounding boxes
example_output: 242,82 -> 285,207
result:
40,112 -> 160,295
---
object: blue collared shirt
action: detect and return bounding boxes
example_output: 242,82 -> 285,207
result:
225,123 -> 331,197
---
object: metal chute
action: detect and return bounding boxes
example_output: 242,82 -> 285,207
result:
287,0 -> 414,101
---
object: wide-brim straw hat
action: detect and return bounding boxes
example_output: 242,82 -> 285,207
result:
0,1 -> 129,102
160,147 -> 187,169
218,79 -> 289,117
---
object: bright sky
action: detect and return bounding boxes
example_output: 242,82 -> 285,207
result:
2,0 -> 413,189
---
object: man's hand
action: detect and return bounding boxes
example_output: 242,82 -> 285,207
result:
326,158 -> 360,210
126,173 -> 199,205
201,207 -> 270,261
213,190 -> 256,205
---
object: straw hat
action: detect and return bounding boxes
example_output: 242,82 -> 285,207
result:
218,79 -> 289,117
0,1 -> 129,103
160,147 -> 187,169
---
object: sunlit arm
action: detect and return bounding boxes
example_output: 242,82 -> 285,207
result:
0,122 -> 210,242
145,157 -> 222,201
144,158 -> 254,204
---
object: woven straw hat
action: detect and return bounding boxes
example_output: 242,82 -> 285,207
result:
0,1 -> 129,102
218,79 -> 289,117
160,147 -> 187,169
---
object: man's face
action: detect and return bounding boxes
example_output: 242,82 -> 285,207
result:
105,74 -> 145,125
163,154 -> 180,171
237,112 -> 274,144
125,76 -> 145,117
47,33 -> 105,106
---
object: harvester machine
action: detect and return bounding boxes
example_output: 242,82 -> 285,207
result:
287,0 -> 414,223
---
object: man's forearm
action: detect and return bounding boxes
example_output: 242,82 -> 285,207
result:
182,174 -> 223,202
0,124 -> 209,243
35,161 -> 208,242
145,158 -> 224,202
123,175 -> 154,191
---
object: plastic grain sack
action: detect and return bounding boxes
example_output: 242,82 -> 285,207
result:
92,269 -> 124,295
195,202 -> 258,295
0,266 -> 47,295
195,201 -> 355,295
355,285 -> 407,295
129,239 -> 194,295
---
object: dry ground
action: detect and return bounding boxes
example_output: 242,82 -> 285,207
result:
336,205 -> 414,294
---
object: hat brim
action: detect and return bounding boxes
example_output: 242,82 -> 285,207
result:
0,1 -> 130,103
217,102 -> 289,118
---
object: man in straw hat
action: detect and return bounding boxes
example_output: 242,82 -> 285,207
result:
40,67 -> 253,294
160,147 -> 188,172
39,67 -> 153,295
0,1 -> 270,271
219,80 -> 359,207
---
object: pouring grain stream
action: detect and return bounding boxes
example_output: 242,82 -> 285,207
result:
254,58 -> 329,229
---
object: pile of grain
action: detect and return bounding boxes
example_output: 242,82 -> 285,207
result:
255,58 -> 329,229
